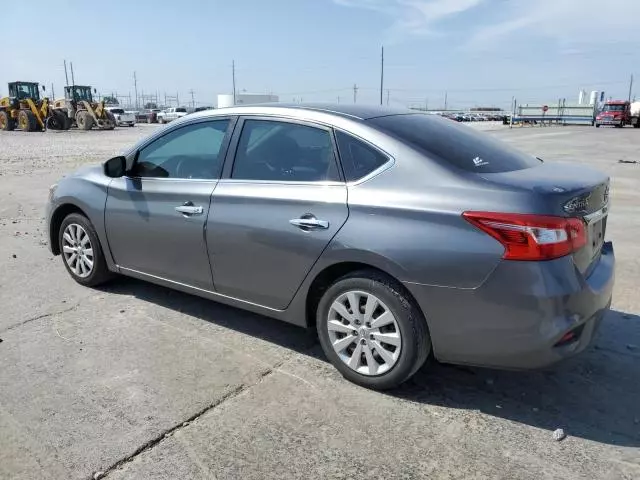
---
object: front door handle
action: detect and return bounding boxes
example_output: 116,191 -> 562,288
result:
175,202 -> 203,216
289,215 -> 330,230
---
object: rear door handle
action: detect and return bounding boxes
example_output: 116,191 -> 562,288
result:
175,202 -> 203,216
289,216 -> 329,230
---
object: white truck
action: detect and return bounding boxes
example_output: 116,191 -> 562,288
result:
157,107 -> 188,124
105,107 -> 136,127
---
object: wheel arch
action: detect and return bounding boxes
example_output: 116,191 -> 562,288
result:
49,203 -> 90,255
302,261 -> 427,332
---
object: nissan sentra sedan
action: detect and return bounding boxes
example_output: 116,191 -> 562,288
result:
46,104 -> 614,390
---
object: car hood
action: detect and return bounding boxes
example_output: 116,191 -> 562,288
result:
69,164 -> 103,178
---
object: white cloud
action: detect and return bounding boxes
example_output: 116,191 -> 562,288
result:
468,0 -> 640,49
334,0 -> 484,37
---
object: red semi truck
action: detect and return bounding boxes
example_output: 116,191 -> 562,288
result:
595,100 -> 640,128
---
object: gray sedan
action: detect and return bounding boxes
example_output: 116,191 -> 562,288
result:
46,104 -> 614,390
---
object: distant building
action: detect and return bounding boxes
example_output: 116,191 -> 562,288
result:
470,107 -> 502,112
217,93 -> 279,108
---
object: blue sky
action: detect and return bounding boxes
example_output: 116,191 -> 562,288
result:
3,0 -> 639,109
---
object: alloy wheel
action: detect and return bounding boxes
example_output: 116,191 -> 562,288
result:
327,290 -> 402,376
62,223 -> 94,278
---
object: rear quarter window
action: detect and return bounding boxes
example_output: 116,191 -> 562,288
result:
335,131 -> 389,182
369,114 -> 541,173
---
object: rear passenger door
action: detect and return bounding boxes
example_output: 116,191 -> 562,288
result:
207,117 -> 348,309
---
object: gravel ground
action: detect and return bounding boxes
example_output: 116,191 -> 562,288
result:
0,122 -> 639,480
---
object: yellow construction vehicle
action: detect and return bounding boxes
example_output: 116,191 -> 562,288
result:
53,85 -> 115,130
0,81 -> 65,132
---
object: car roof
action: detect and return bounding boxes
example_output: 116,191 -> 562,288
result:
192,103 -> 414,122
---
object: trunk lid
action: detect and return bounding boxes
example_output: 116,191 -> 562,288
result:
479,162 -> 610,274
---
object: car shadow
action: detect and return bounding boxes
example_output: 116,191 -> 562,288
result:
101,278 -> 640,448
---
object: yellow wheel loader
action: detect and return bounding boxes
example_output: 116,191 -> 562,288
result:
53,85 -> 115,130
0,81 -> 66,132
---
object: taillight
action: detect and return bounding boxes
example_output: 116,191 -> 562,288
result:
463,212 -> 586,261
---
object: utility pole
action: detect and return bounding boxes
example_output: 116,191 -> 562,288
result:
425,98 -> 428,111
51,83 -> 55,100
70,62 -> 75,86
176,92 -> 180,107
133,71 -> 138,109
386,89 -> 390,106
337,96 -> 340,104
232,60 -> 236,106
380,45 -> 384,105
63,60 -> 69,87
510,96 -> 515,129
628,74 -> 634,103
444,91 -> 448,110
189,89 -> 195,108
353,83 -> 358,103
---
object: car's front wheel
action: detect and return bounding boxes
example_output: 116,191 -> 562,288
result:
316,270 -> 431,390
58,213 -> 112,287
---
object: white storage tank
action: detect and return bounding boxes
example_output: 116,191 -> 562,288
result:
217,94 -> 234,108
217,93 -> 279,108
589,90 -> 599,105
578,90 -> 586,104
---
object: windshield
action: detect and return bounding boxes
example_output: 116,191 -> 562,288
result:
110,108 -> 124,114
369,114 -> 541,173
13,83 -> 39,100
602,104 -> 625,112
69,86 -> 93,102
176,107 -> 187,113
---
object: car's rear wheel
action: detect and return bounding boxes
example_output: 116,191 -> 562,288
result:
58,213 -> 112,287
316,270 -> 431,390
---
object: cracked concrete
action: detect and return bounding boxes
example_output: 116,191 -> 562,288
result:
0,124 -> 639,479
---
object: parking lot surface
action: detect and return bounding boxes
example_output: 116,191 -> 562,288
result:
0,123 -> 639,479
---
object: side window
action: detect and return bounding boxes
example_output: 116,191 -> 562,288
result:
231,119 -> 340,182
133,120 -> 229,179
335,130 -> 389,182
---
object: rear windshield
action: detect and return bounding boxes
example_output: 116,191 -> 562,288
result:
176,108 -> 187,113
369,114 -> 541,173
110,108 -> 124,114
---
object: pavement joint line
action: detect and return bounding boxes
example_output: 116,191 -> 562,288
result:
96,359 -> 286,480
0,301 -> 84,334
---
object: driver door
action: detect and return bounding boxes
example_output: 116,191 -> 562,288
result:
105,118 -> 233,290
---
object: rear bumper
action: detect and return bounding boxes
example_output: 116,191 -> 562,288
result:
404,242 -> 615,369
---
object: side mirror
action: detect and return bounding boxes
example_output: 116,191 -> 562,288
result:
94,88 -> 97,93
42,85 -> 46,91
104,156 -> 127,178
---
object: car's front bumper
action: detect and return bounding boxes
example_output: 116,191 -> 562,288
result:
404,242 -> 615,369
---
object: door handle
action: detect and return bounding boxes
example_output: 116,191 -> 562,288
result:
289,215 -> 329,230
175,202 -> 203,216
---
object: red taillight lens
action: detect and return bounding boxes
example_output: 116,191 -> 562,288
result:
463,212 -> 586,261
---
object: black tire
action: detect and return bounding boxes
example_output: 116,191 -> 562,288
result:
104,112 -> 116,130
18,110 -> 39,132
0,110 -> 15,131
47,110 -> 68,130
316,270 -> 431,390
58,213 -> 112,287
61,111 -> 72,130
77,111 -> 94,130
